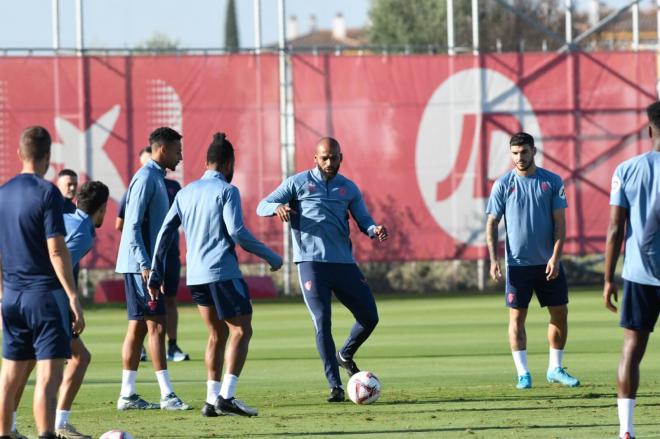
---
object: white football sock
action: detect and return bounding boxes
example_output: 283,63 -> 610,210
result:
206,380 -> 221,405
548,348 -> 563,370
512,350 -> 529,376
617,398 -> 635,438
120,370 -> 137,398
155,369 -> 174,398
11,411 -> 16,432
220,374 -> 239,399
55,409 -> 70,429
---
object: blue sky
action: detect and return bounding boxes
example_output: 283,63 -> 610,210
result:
0,0 -> 649,49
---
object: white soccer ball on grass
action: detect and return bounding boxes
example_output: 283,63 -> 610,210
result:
347,371 -> 381,405
99,430 -> 134,439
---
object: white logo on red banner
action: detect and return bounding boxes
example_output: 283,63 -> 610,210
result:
48,105 -> 126,201
415,68 -> 543,245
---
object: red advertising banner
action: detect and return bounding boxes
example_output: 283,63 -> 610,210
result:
0,53 -> 656,267
292,52 -> 657,261
0,55 -> 282,268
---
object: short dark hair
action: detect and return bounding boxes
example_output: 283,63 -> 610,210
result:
19,126 -> 52,161
207,132 -> 234,165
58,168 -> 77,178
76,181 -> 109,216
646,101 -> 660,130
509,132 -> 535,148
149,127 -> 182,149
139,146 -> 152,157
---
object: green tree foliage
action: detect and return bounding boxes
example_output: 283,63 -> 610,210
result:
479,0 -> 564,52
224,0 -> 240,51
367,0 -> 471,48
136,32 -> 180,53
368,0 -> 565,52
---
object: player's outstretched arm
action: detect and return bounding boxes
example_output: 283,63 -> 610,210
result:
227,187 -> 282,270
47,235 -> 85,335
256,178 -> 296,222
486,214 -> 502,282
347,185 -> 382,239
546,208 -> 566,281
149,203 -> 182,300
603,205 -> 627,313
641,196 -> 660,279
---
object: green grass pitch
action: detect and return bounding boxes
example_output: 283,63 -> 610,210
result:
8,288 -> 660,438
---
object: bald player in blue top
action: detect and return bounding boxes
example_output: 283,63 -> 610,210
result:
150,133 -> 282,417
487,132 -> 580,391
604,101 -> 660,439
257,137 -> 388,403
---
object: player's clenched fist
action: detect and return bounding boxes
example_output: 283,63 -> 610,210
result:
373,225 -> 388,242
275,204 -> 296,222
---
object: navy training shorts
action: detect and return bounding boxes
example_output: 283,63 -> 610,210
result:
620,280 -> 660,332
505,264 -> 569,309
189,278 -> 252,321
124,273 -> 166,320
2,287 -> 71,360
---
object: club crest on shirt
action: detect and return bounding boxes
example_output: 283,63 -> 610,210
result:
508,184 -> 516,193
304,280 -> 312,291
360,278 -> 368,285
507,292 -> 515,304
559,185 -> 566,199
337,186 -> 347,197
307,182 -> 316,193
540,181 -> 550,192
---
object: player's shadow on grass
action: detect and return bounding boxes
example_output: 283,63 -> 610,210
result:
249,423 -> 622,436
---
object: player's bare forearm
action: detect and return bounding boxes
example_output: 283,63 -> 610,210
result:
604,206 -> 626,283
486,215 -> 499,263
551,209 -> 566,261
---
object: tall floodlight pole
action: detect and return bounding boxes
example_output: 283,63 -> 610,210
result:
657,0 -> 660,53
278,0 -> 292,296
75,0 -> 84,54
52,0 -> 60,50
632,0 -> 640,50
75,0 -> 91,298
253,0 -> 262,53
471,0 -> 479,55
447,0 -> 455,55
565,0 -> 573,47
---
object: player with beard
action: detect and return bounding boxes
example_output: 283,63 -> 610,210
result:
115,127 -> 189,411
257,137 -> 388,402
149,133 -> 282,417
486,132 -> 580,390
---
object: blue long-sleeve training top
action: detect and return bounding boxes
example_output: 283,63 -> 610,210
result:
256,167 -> 376,264
150,170 -> 282,287
64,209 -> 95,267
116,159 -> 169,274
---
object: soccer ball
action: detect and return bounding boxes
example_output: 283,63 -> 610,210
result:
99,431 -> 134,439
347,371 -> 381,405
